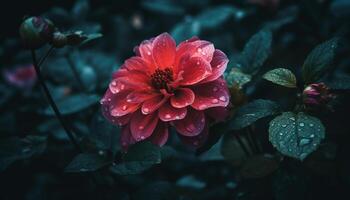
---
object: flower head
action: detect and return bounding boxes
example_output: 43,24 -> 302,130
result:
101,33 -> 230,149
3,64 -> 37,89
303,83 -> 334,107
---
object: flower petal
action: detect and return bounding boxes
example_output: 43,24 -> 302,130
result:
135,39 -> 155,66
120,124 -> 136,151
201,50 -> 228,83
179,56 -> 212,86
106,90 -> 140,117
178,125 -> 209,147
124,56 -> 151,74
191,78 -> 230,110
158,102 -> 187,121
126,90 -> 158,103
149,122 -> 169,146
173,108 -> 205,136
130,110 -> 159,141
141,94 -> 168,114
152,33 -> 176,68
170,88 -> 195,108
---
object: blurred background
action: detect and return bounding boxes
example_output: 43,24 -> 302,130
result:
1,0 -> 350,199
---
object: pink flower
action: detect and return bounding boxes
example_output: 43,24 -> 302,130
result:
4,64 -> 37,89
303,83 -> 334,107
101,33 -> 230,149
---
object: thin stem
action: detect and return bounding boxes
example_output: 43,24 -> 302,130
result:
66,53 -> 86,92
245,128 -> 258,154
31,49 -> 82,152
234,133 -> 250,157
38,46 -> 55,67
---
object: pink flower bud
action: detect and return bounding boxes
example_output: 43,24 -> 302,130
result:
302,83 -> 333,107
3,65 -> 37,89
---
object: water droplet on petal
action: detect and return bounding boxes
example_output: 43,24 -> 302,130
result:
143,108 -> 150,114
212,99 -> 219,104
199,104 -> 207,110
165,114 -> 171,119
197,48 -> 202,52
122,105 -> 127,111
140,136 -> 145,140
219,96 -> 226,102
147,51 -> 151,55
213,87 -> 218,92
139,126 -> 144,130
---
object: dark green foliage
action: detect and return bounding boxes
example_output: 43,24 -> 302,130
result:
65,152 -> 112,172
263,68 -> 297,88
230,99 -> 281,130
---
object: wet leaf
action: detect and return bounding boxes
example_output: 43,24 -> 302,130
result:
43,93 -> 99,115
302,38 -> 339,84
230,99 -> 281,130
110,142 -> 161,175
263,68 -> 297,88
141,0 -> 184,15
269,112 -> 325,160
238,29 -> 272,75
65,152 -> 112,172
226,68 -> 252,88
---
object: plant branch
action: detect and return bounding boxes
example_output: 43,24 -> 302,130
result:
31,49 -> 82,152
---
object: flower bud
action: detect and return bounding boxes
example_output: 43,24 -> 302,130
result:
51,32 -> 67,48
303,83 -> 334,107
19,16 -> 55,49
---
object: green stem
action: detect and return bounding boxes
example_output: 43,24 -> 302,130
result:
31,49 -> 82,152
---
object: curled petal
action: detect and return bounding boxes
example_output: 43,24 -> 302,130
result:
201,50 -> 228,83
191,78 -> 230,110
142,94 -> 168,114
170,88 -> 195,108
120,124 -> 136,151
179,56 -> 212,86
173,108 -> 205,137
130,111 -> 159,141
105,90 -> 140,117
150,122 -> 169,146
158,102 -> 187,121
152,33 -> 176,68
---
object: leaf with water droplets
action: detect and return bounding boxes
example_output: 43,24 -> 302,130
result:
110,141 -> 161,175
236,29 -> 272,75
263,68 -> 297,88
226,67 -> 252,88
302,38 -> 339,84
65,152 -> 113,172
269,112 -> 325,160
171,20 -> 201,44
230,99 -> 281,130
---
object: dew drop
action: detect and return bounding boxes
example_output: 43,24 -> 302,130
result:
143,108 -> 150,113
140,136 -> 145,140
310,134 -> 315,138
199,104 -> 207,110
300,153 -> 308,160
196,61 -> 200,65
139,126 -> 144,130
165,114 -> 171,119
289,117 -> 295,121
147,51 -> 151,56
213,87 -> 218,92
279,132 -> 283,136
212,99 -> 219,104
309,123 -> 314,127
281,124 -> 287,128
299,138 -> 311,146
197,48 -> 202,52
299,122 -> 305,127
219,96 -> 226,102
80,168 -> 88,172
111,81 -> 117,86
122,105 -> 127,111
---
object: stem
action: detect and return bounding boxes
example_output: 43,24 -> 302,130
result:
31,49 -> 82,152
246,128 -> 258,154
234,133 -> 250,156
66,53 -> 86,92
38,46 -> 55,67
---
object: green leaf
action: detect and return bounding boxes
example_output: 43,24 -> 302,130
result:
323,72 -> 350,90
226,68 -> 252,88
195,5 -> 243,29
230,99 -> 281,130
239,154 -> 280,179
269,112 -> 325,160
171,20 -> 201,43
263,68 -> 297,88
239,29 -> 272,75
65,152 -> 112,172
221,133 -> 252,167
80,33 -> 103,46
110,142 -> 161,175
43,93 -> 99,115
302,38 -> 339,84
141,0 -> 184,15
0,136 -> 47,171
